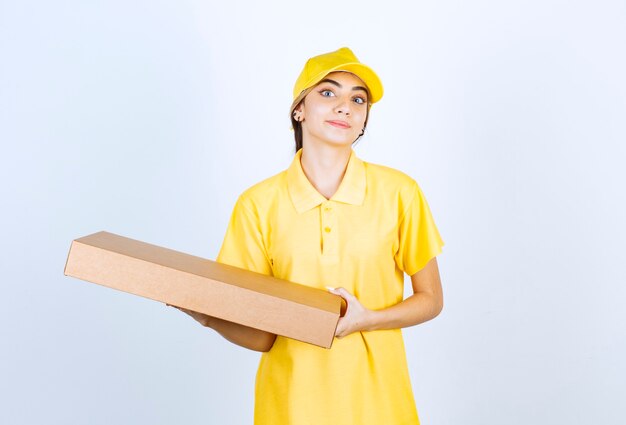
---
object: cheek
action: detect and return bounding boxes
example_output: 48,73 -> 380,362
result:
354,108 -> 368,128
306,102 -> 329,119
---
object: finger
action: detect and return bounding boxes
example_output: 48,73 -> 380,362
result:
332,287 -> 357,302
173,306 -> 190,314
326,287 -> 349,316
326,286 -> 344,296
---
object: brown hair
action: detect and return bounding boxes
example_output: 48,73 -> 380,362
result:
289,82 -> 372,153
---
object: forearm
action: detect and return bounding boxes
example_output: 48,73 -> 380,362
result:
366,291 -> 443,331
330,258 -> 444,337
170,305 -> 276,352
206,316 -> 277,352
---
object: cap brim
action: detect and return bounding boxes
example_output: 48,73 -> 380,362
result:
302,62 -> 384,104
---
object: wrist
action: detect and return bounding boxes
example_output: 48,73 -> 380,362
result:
364,309 -> 381,331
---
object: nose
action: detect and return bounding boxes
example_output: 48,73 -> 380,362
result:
334,98 -> 351,116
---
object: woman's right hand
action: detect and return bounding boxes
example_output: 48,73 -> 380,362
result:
166,304 -> 213,328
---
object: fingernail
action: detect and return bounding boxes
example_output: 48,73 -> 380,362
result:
326,286 -> 336,291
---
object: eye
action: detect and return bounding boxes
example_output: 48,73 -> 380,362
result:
319,89 -> 334,97
353,96 -> 366,105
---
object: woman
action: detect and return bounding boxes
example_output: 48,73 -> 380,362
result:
174,47 -> 445,424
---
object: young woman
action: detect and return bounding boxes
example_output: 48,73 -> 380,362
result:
173,47 -> 445,424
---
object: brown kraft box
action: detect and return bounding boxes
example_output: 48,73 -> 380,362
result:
64,231 -> 343,348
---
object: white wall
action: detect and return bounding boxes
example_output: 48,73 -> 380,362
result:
1,1 -> 624,423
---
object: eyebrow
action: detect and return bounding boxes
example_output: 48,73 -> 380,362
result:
319,78 -> 369,95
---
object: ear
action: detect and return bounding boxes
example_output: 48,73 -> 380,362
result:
294,104 -> 304,116
292,104 -> 305,122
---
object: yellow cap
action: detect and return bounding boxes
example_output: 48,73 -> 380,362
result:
292,47 -> 384,104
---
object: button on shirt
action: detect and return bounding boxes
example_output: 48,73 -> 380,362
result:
217,148 -> 444,425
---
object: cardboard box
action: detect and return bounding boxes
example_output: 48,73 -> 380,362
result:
64,231 -> 342,348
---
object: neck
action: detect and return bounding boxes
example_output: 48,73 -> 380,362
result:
300,144 -> 352,200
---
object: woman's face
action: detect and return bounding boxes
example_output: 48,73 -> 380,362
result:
296,71 -> 369,149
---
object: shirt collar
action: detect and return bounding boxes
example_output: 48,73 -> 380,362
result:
287,148 -> 366,213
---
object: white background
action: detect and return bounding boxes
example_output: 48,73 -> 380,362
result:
1,1 -> 625,424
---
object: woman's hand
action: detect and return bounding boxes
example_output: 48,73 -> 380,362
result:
327,258 -> 444,335
166,304 -> 212,328
327,287 -> 376,338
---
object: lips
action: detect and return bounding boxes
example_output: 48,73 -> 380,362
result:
326,120 -> 351,129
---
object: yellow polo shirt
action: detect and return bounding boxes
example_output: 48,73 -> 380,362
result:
217,148 -> 444,425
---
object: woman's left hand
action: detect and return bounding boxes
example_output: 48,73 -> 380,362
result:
327,287 -> 376,338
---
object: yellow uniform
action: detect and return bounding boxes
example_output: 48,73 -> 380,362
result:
217,148 -> 444,424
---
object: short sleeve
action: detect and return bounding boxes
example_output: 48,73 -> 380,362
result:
394,182 -> 445,276
216,195 -> 273,276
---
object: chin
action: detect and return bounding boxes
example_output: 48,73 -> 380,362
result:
305,128 -> 359,148
323,138 -> 355,148
322,132 -> 359,146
